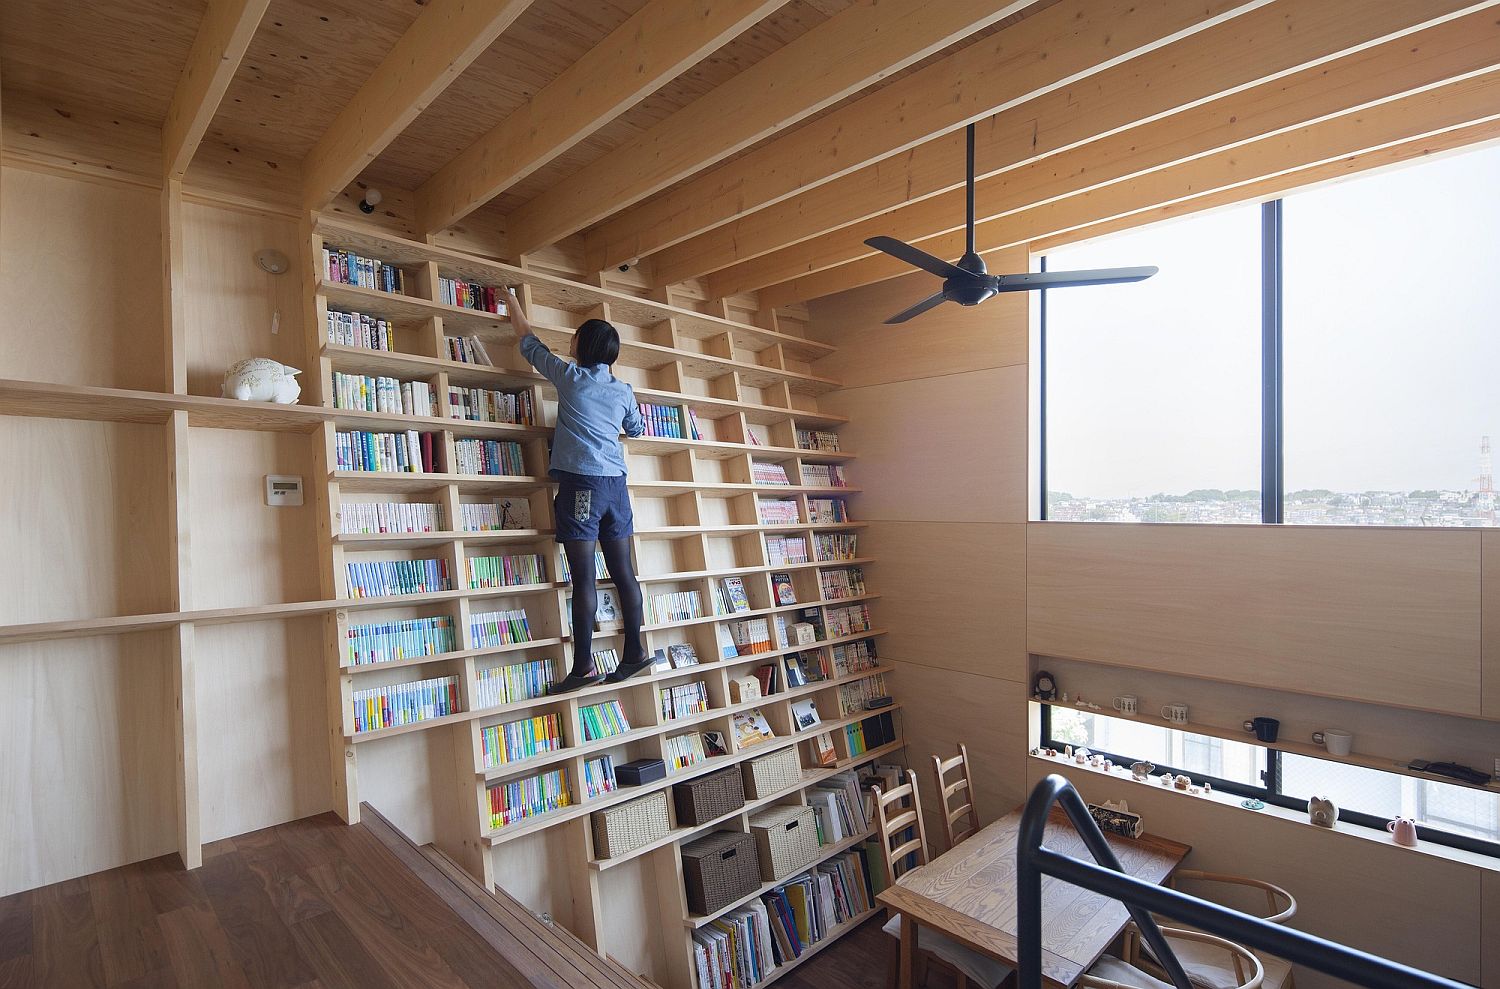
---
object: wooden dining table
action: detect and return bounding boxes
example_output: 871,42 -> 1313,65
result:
877,807 -> 1191,988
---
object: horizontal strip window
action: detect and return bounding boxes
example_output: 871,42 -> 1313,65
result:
1038,705 -> 1500,859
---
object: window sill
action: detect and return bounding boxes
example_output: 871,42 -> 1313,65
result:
1027,752 -> 1500,876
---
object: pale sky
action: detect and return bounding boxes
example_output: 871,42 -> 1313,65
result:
1041,142 -> 1500,499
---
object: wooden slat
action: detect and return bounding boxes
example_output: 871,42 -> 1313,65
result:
504,0 -> 1039,256
161,0 -> 270,180
415,0 -> 789,234
614,0 -> 1271,280
759,69 -> 1500,304
300,0 -> 537,212
696,0 -> 1500,295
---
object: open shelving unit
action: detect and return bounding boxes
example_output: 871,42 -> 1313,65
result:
302,220 -> 904,989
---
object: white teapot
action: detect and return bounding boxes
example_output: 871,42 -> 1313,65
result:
222,358 -> 301,404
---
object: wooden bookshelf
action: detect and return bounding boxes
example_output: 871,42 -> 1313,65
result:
303,220 -> 901,989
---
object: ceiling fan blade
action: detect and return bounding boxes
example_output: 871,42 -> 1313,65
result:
991,266 -> 1159,292
864,236 -> 972,281
883,291 -> 950,324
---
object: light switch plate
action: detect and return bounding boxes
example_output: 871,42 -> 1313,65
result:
265,474 -> 304,507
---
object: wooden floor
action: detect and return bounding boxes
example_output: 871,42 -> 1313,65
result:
0,811 -> 918,989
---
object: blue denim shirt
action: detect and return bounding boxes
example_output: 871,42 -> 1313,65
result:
521,335 -> 645,476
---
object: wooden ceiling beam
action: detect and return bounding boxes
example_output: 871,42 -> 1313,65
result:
757,70 -> 1500,306
414,0 -> 790,236
665,0 -> 1495,288
708,5 -> 1500,297
161,0 -> 271,181
590,0 -> 1272,277
504,0 -> 1043,258
300,0 -> 537,214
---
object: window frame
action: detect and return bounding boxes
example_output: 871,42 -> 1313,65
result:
1038,704 -> 1500,857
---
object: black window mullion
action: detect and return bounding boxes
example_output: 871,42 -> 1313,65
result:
1038,255 -> 1049,521
1261,200 -> 1285,524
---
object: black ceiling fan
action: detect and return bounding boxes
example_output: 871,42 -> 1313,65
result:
864,124 -> 1159,324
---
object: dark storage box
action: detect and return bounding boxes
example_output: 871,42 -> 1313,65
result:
673,766 -> 746,826
680,829 -> 762,917
617,758 -> 667,786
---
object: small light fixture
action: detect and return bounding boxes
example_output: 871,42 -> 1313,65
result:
255,248 -> 290,274
359,187 -> 383,214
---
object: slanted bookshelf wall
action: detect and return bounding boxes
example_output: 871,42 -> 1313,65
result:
301,220 -> 901,989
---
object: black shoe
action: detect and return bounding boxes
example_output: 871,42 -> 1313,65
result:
604,656 -> 655,684
547,672 -> 604,696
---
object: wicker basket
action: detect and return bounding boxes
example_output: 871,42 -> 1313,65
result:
591,790 -> 670,859
673,766 -> 745,826
748,804 -> 820,881
680,829 -> 762,916
741,746 -> 802,799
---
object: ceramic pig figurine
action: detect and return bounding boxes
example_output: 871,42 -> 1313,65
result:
1307,795 -> 1339,828
223,358 -> 301,404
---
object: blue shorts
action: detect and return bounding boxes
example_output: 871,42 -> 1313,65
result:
553,470 -> 634,542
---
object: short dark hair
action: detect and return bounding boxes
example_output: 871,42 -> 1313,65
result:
576,319 -> 621,366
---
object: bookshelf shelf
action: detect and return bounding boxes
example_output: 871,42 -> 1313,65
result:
685,827 -> 879,929
335,528 -> 556,549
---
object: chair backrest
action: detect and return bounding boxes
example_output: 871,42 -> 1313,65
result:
1109,924 -> 1265,989
1171,869 -> 1297,925
932,742 -> 981,848
871,769 -> 931,882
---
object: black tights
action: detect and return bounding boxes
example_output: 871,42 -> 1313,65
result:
565,538 -> 644,677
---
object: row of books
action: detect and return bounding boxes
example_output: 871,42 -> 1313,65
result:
462,499 -> 532,531
487,768 -> 571,830
468,553 -> 546,588
728,616 -> 783,655
331,373 -> 436,416
710,576 -> 753,616
795,428 -> 841,452
660,680 -> 710,720
474,657 -> 555,708
693,902 -> 775,989
825,603 -> 873,638
326,309 -> 395,351
766,535 -> 809,566
781,651 -> 830,689
351,674 -> 460,733
449,385 -> 535,425
340,501 -> 442,535
445,334 -> 496,365
837,674 -> 888,716
323,246 -> 405,294
800,465 -> 848,487
808,498 -> 849,524
583,754 -> 618,798
639,402 -> 685,438
759,853 -> 871,971
830,640 -> 878,676
345,559 -> 451,598
345,615 -> 455,666
844,712 -> 897,756
648,590 -> 703,625
439,276 -> 507,314
665,731 -> 710,770
579,700 -> 630,741
757,499 -> 800,525
480,712 -> 564,769
335,429 -> 438,473
818,567 -> 865,601
470,608 -> 533,647
752,462 -> 790,486
809,771 -> 871,842
590,648 -> 622,677
453,438 -> 527,477
557,547 -> 609,583
813,532 -> 857,561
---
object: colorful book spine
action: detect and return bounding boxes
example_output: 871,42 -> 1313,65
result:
766,536 -> 810,566
795,428 -> 841,452
638,403 -> 685,438
325,309 -> 395,351
557,548 -> 609,583
479,712 -> 563,768
334,429 -> 437,473
344,559 -> 452,598
452,438 -> 526,476
350,674 -> 460,732
339,501 -> 443,534
322,247 -> 405,294
578,700 -> 631,741
824,604 -> 873,638
647,590 -> 703,624
345,616 -> 456,666
467,553 -> 545,588
447,386 -> 535,424
807,498 -> 850,524
473,658 -> 555,707
330,373 -> 437,416
757,498 -> 801,524
660,680 -> 710,720
751,461 -> 791,485
487,768 -> 572,830
583,755 -> 617,798
469,608 -> 533,647
829,640 -> 878,676
837,674 -> 888,716
664,732 -> 709,770
443,335 -> 496,365
438,276 -> 507,314
800,464 -> 848,487
818,567 -> 866,601
590,649 -> 620,676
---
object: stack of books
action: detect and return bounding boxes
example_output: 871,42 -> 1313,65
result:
438,276 -> 507,313
807,498 -> 849,524
487,769 -> 571,830
326,309 -> 394,351
590,648 -> 621,677
795,428 -> 841,452
323,246 -> 404,293
693,902 -> 775,988
340,501 -> 442,534
344,559 -> 451,597
469,608 -> 532,647
638,402 -> 685,438
448,385 -> 535,424
808,771 -> 870,839
579,700 -> 631,741
830,640 -> 878,675
818,567 -> 866,601
473,658 -> 555,707
728,617 -> 774,654
665,731 -> 709,770
800,464 -> 847,487
453,438 -> 526,476
583,755 -> 618,798
336,430 -> 439,473
825,603 -> 873,638
647,590 -> 703,624
480,712 -> 564,768
660,681 -> 710,720
331,373 -> 436,416
350,674 -> 460,732
345,616 -> 455,666
752,461 -> 791,485
467,553 -> 545,588
812,532 -> 857,561
766,536 -> 809,566
757,499 -> 801,525
759,854 -> 871,967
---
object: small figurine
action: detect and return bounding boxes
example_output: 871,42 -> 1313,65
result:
222,358 -> 301,404
1131,761 -> 1155,782
1159,773 -> 1173,787
1173,775 -> 1191,790
1387,816 -> 1419,847
1308,795 -> 1338,828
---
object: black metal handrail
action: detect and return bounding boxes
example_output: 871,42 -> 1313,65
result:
1016,774 -> 1467,989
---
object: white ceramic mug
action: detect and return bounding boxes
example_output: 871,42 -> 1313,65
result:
1112,695 -> 1138,715
1161,703 -> 1189,724
1318,728 -> 1353,756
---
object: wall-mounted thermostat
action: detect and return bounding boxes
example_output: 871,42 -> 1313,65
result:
265,474 -> 304,507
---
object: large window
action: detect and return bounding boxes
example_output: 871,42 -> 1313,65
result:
1040,143 -> 1500,526
1042,708 -> 1500,855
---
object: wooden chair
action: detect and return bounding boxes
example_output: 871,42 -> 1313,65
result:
1080,925 -> 1264,989
874,769 -> 1013,989
1151,871 -> 1298,989
931,743 -> 982,849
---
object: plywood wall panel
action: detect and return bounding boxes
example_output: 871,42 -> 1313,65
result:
0,167 -> 163,390
863,521 -> 1027,682
1483,870 -> 1500,989
0,632 -> 177,896
196,618 -> 330,843
354,732 -> 449,847
1027,523 -> 1484,715
1484,529 -> 1499,721
822,365 -> 1027,523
